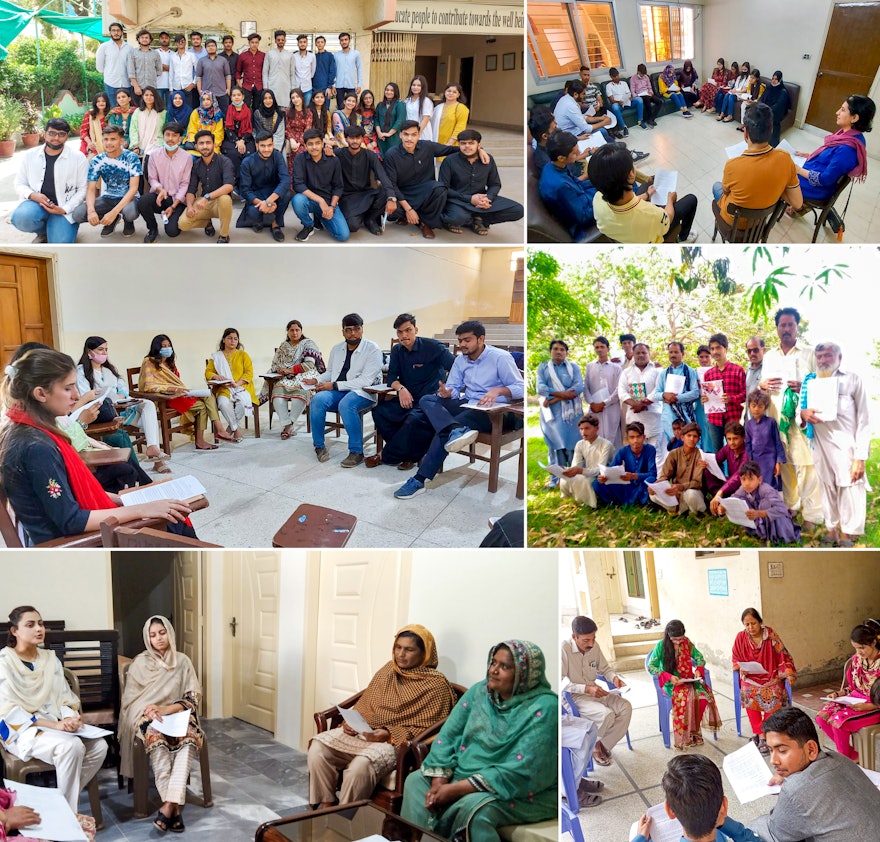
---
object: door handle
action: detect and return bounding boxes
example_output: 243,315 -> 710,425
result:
230,616 -> 237,637
817,71 -> 824,77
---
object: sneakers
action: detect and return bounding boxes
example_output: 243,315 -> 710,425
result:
631,150 -> 650,163
444,426 -> 480,453
253,221 -> 264,233
683,110 -> 694,118
144,229 -> 158,243
100,217 -> 119,238
341,452 -> 364,468
296,225 -> 315,242
394,477 -> 425,499
315,446 -> 330,463
122,220 -> 135,237
204,222 -> 215,237
640,120 -> 648,130
678,232 -> 698,243
622,127 -> 630,137
31,232 -> 48,244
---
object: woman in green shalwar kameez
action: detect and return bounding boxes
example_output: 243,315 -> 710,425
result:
401,639 -> 557,842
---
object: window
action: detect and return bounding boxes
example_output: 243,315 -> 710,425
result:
640,4 -> 694,63
528,2 -> 621,80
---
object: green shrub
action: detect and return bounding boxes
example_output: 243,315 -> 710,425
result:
0,37 -> 102,105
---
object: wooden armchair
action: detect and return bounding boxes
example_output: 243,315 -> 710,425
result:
126,366 -> 186,456
313,683 -> 467,814
100,516 -> 222,548
204,359 -> 261,438
0,486 -> 103,548
464,402 -> 525,498
0,667 -> 105,829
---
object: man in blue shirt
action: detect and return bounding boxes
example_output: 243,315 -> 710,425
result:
394,320 -> 524,499
538,131 -> 597,241
366,313 -> 456,470
312,35 -> 336,101
333,32 -> 362,109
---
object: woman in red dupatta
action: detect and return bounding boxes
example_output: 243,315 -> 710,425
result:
0,347 -> 191,545
648,620 -> 721,749
732,607 -> 796,754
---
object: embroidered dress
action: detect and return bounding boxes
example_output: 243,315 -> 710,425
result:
262,337 -> 325,405
732,626 -> 796,716
816,653 -> 880,760
647,637 -> 721,749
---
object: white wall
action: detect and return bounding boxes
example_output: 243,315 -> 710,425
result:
3,550 -> 113,629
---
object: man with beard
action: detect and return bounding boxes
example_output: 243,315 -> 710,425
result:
96,22 -> 133,103
236,133 -> 290,241
337,125 -> 395,236
178,130 -> 235,242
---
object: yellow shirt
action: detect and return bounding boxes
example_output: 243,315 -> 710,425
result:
594,194 -> 670,244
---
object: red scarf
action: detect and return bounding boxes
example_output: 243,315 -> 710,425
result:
224,102 -> 254,136
6,407 -> 115,511
806,128 -> 867,182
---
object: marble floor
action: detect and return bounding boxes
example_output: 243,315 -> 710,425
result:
567,667 -> 849,841
602,111 -> 880,244
76,718 -> 309,842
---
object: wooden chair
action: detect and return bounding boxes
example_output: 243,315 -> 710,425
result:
126,366 -> 186,456
120,663 -> 214,818
100,517 -> 221,548
0,667 -> 105,829
711,198 -> 786,243
0,486 -> 103,548
204,359 -> 261,438
313,683 -> 467,814
463,402 -> 525,499
798,174 -> 851,243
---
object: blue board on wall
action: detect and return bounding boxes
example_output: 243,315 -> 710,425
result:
708,568 -> 729,597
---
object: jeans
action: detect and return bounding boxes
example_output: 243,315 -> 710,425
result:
712,182 -> 724,201
721,93 -> 738,116
608,98 -> 643,128
10,201 -> 79,243
72,195 -> 140,224
105,84 -> 133,105
310,390 -> 375,453
302,89 -> 312,106
668,92 -> 687,110
336,87 -> 356,110
707,421 -> 725,452
415,394 -> 494,481
292,194 -> 350,241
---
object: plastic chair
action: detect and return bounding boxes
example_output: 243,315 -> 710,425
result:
732,670 -> 793,737
561,747 -> 586,842
645,652 -> 717,749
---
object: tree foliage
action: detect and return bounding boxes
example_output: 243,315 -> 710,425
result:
0,37 -> 103,106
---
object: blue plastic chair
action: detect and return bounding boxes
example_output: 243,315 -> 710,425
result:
561,746 -> 586,842
732,670 -> 793,737
645,651 -> 718,749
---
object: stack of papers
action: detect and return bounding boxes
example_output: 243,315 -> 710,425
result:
119,475 -> 206,506
577,134 -> 607,152
819,694 -> 865,706
599,465 -> 629,484
722,741 -> 781,804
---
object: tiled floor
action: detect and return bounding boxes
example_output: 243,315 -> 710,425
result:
133,407 -> 522,548
78,718 -> 309,842
568,668 -> 847,841
613,112 -> 880,244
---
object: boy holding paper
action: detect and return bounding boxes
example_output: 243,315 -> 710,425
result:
651,422 -> 706,515
703,333 -> 747,452
559,414 -> 614,508
594,421 -> 656,506
633,755 -> 762,842
718,461 -> 800,544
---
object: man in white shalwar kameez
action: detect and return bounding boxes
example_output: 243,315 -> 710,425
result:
618,342 -> 663,474
584,336 -> 622,450
559,414 -> 615,507
799,341 -> 871,546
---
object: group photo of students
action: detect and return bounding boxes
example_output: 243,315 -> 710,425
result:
526,244 -> 878,549
0,549 -> 558,842
527,0 -> 880,244
0,246 -> 525,549
561,548 -> 880,842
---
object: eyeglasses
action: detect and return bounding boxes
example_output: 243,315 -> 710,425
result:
45,130 -> 69,138
342,326 -> 362,334
746,348 -> 762,354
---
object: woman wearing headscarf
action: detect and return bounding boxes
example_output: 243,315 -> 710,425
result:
166,90 -> 193,131
119,616 -> 203,833
759,71 -> 791,146
308,625 -> 456,808
658,65 -> 692,118
185,91 -> 224,153
253,89 -> 286,152
401,640 -> 557,842
221,86 -> 255,184
677,60 -> 699,109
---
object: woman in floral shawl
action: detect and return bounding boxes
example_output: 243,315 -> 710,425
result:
401,640 -> 557,842
647,620 -> 721,749
264,320 -> 325,440
119,615 -> 204,833
816,621 -> 880,761
732,607 -> 796,754
308,624 -> 456,808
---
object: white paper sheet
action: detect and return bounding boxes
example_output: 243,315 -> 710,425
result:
599,464 -> 628,485
701,380 -> 725,414
860,766 -> 880,789
540,462 -> 566,478
696,366 -> 712,383
119,475 -> 206,506
650,169 -> 678,206
722,741 -> 781,804
147,709 -> 190,737
589,385 -> 611,404
628,803 -> 682,842
647,480 -> 678,509
725,140 -> 748,159
540,401 -> 554,423
699,450 -> 726,481
3,778 -> 87,841
207,378 -> 234,385
776,138 -> 807,168
577,134 -> 607,152
819,695 -> 865,706
69,386 -> 114,422
806,377 -> 839,422
721,496 -> 754,528
606,685 -> 630,695
50,724 -> 113,740
664,373 -> 686,395
337,705 -> 374,733
186,388 -> 211,398
737,661 -> 769,675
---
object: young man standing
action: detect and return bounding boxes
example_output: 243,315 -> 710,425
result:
72,124 -> 141,237
220,35 -> 239,84
178,129 -> 235,242
96,22 -> 133,104
188,31 -> 207,62
127,29 -> 162,106
263,30 -> 294,111
155,31 -> 172,105
236,33 -> 265,112
196,39 -> 232,111
293,34 -> 316,105
333,32 -> 361,109
169,34 -> 198,108
702,332 -> 747,452
312,36 -> 336,103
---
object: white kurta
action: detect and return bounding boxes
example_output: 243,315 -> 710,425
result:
585,360 -> 622,449
559,436 -> 615,507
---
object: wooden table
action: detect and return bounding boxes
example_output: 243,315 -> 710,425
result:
272,503 -> 357,548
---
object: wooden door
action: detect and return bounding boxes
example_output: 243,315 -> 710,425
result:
173,551 -> 204,705
805,3 -> 880,132
231,550 -> 279,732
0,254 -> 53,367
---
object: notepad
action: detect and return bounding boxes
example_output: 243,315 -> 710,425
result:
119,475 -> 206,506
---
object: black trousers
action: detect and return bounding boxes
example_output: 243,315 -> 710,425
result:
340,188 -> 386,232
373,402 -> 436,464
138,192 -> 185,236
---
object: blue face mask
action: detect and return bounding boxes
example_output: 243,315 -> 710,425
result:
164,142 -> 179,152
159,346 -> 174,358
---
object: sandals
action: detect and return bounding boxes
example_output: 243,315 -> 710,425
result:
214,431 -> 237,442
170,814 -> 185,833
152,461 -> 172,474
195,443 -> 219,450
444,224 -> 463,234
280,424 -> 294,440
154,810 -> 172,832
722,115 -> 733,123
472,218 -> 489,236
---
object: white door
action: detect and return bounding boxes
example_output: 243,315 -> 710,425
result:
231,550 -> 280,732
173,551 -> 203,677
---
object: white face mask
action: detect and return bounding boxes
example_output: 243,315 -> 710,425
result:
164,142 -> 179,152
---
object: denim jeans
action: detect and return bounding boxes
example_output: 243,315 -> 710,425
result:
310,390 -> 375,453
668,92 -> 687,110
292,194 -> 350,241
712,182 -> 724,201
105,84 -> 133,106
608,98 -> 643,128
10,201 -> 79,243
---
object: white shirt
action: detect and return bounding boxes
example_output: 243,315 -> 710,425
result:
618,363 -> 662,435
293,51 -> 316,92
15,144 -> 88,222
316,339 -> 383,400
168,51 -> 198,90
96,39 -> 133,88
156,47 -> 172,89
605,80 -> 632,107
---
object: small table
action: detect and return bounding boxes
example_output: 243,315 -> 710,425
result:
364,386 -> 398,457
256,801 -> 448,842
272,503 -> 357,548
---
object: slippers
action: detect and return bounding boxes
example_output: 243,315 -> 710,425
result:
214,432 -> 236,442
195,443 -> 219,450
170,814 -> 185,833
472,218 -> 490,236
152,461 -> 172,474
146,451 -> 170,460
154,810 -> 172,832
444,224 -> 463,234
577,792 -> 603,808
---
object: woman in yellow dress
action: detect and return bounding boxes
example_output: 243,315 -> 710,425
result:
204,327 -> 257,442
185,91 -> 224,153
431,83 -> 470,146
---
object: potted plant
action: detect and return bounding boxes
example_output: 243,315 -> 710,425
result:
0,100 -> 25,157
20,100 -> 41,148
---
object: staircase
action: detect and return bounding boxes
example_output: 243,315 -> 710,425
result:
470,124 -> 524,168
612,627 -> 664,673
433,318 -> 524,351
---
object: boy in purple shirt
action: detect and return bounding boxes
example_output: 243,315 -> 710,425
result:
744,389 -> 785,491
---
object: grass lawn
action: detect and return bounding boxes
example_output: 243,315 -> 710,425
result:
526,411 -> 879,548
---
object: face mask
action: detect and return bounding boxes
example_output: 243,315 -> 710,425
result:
159,347 -> 174,358
164,142 -> 179,152
90,352 -> 108,364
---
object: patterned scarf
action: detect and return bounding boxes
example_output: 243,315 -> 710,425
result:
806,128 -> 868,183
669,638 -> 722,749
